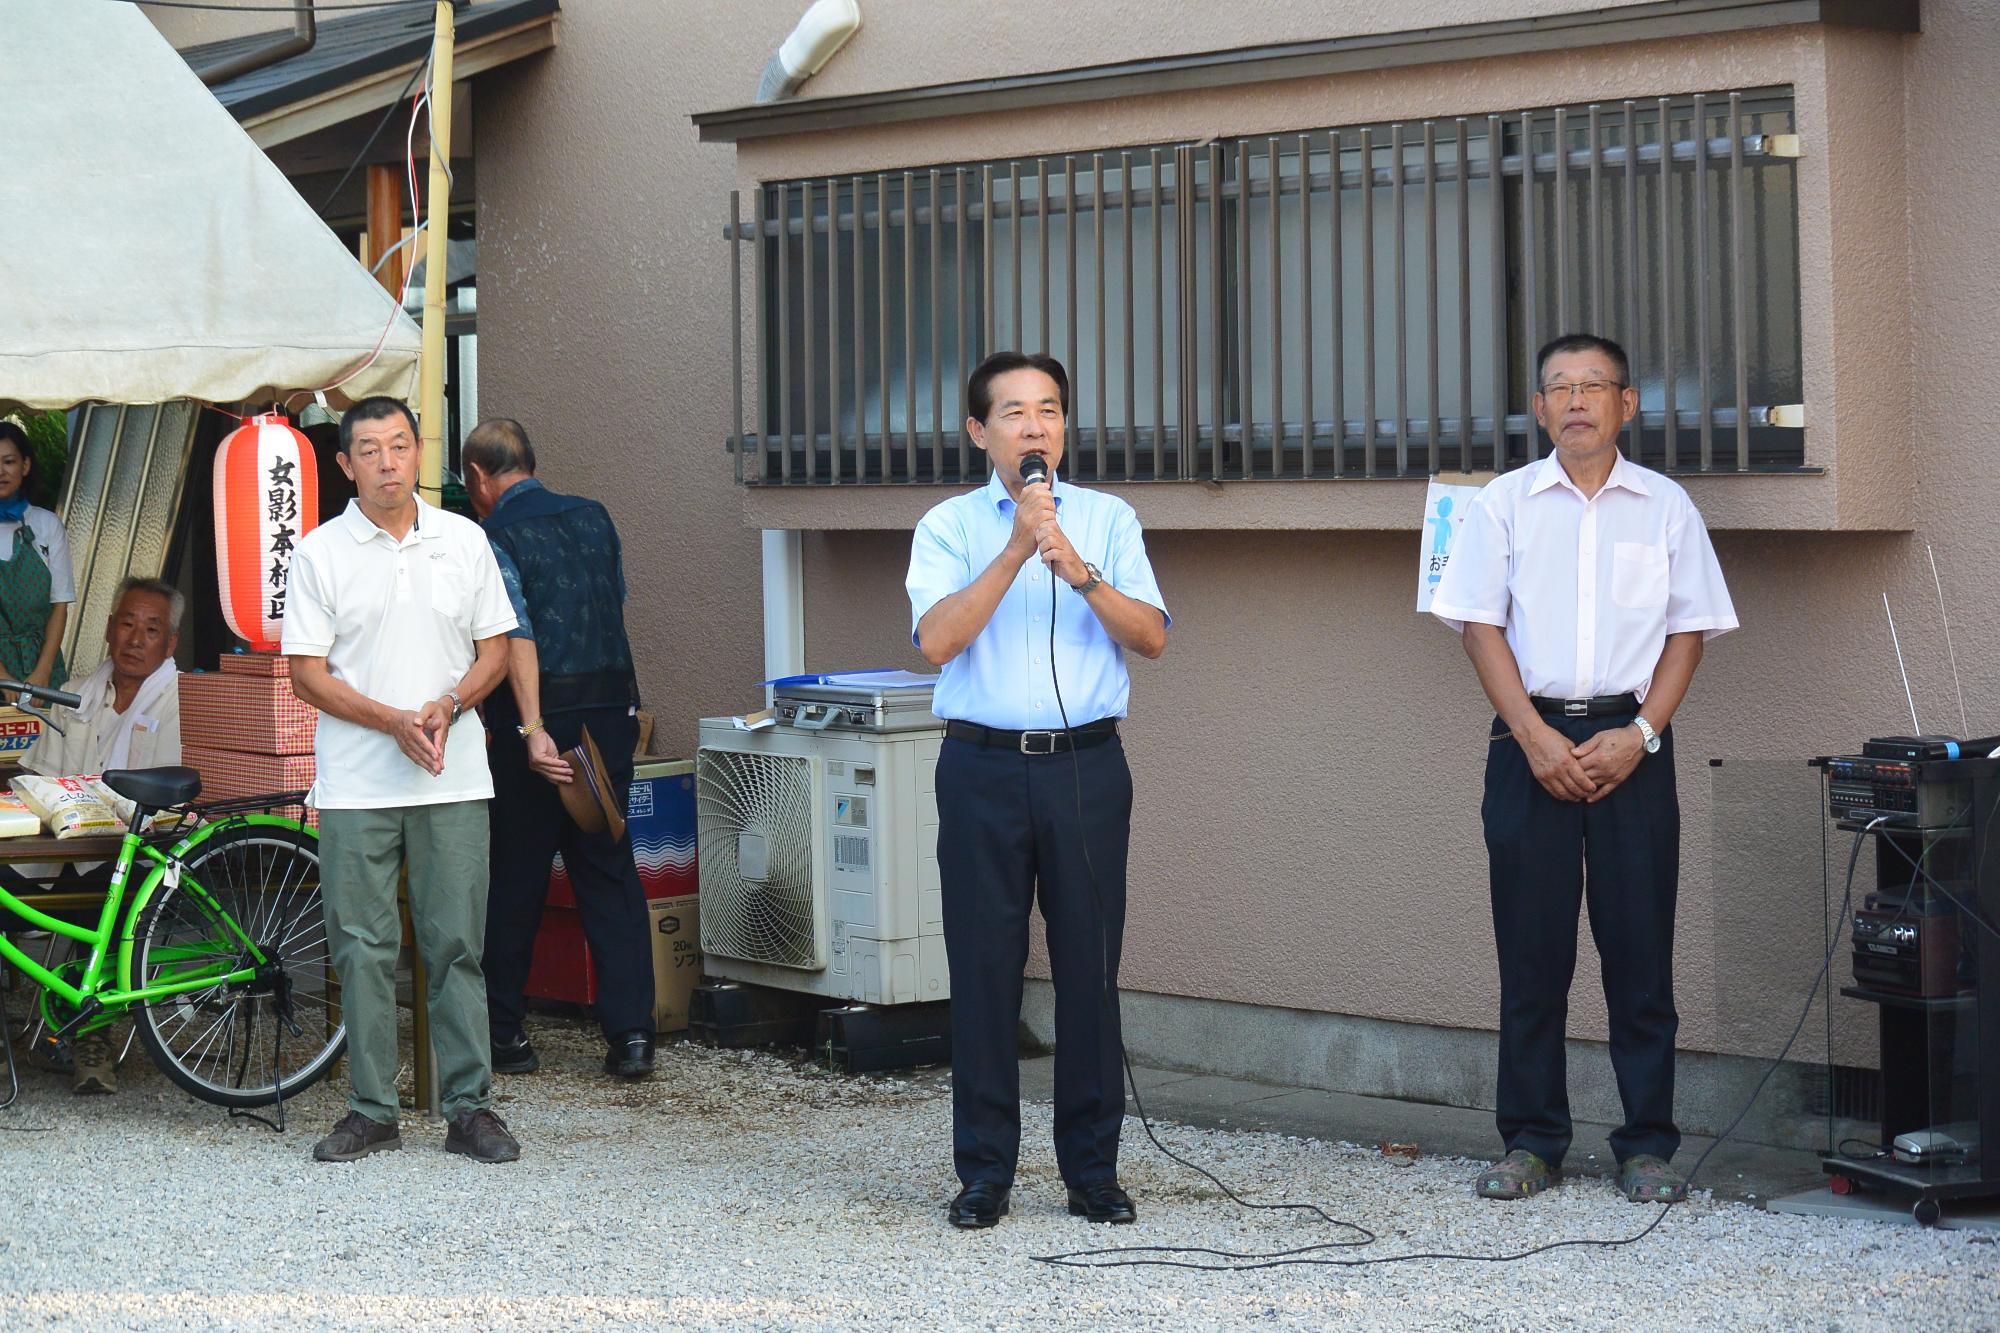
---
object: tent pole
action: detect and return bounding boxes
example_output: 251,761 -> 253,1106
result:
417,1 -> 456,505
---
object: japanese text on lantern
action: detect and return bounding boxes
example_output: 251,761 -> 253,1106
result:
266,457 -> 299,621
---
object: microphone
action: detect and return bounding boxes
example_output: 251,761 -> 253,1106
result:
1019,452 -> 1049,487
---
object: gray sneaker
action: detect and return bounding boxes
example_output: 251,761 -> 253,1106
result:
71,1030 -> 117,1095
445,1108 -> 521,1164
1619,1153 -> 1689,1203
1474,1148 -> 1557,1199
312,1111 -> 403,1162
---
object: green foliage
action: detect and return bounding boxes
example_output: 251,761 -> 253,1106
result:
16,410 -> 67,505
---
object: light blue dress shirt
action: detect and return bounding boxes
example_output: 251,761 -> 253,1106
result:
907,471 -> 1170,729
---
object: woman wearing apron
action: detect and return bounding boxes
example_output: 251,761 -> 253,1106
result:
0,422 -> 72,691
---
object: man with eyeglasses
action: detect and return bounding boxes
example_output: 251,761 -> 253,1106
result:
285,396 -> 522,1165
1430,334 -> 1737,1205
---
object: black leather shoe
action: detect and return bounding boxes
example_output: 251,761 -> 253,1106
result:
1067,1181 -> 1137,1224
603,1030 -> 656,1079
491,1032 -> 539,1075
948,1181 -> 1010,1229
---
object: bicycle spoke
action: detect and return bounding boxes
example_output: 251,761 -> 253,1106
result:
130,827 -> 344,1106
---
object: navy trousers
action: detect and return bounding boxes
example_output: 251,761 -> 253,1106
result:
1482,711 -> 1681,1169
936,732 -> 1132,1190
483,705 -> 656,1045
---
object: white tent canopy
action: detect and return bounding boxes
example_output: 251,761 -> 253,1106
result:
0,0 -> 422,411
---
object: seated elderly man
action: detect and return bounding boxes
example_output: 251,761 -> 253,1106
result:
7,576 -> 182,1093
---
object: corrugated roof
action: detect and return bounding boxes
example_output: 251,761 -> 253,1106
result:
190,0 -> 558,120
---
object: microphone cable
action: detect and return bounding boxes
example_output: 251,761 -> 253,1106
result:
1031,547 -> 1376,1255
1022,527 -> 1879,1270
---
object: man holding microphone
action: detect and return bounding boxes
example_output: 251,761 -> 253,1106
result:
907,351 -> 1170,1229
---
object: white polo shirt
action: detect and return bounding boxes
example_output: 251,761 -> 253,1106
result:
282,497 -> 516,809
1430,454 -> 1737,701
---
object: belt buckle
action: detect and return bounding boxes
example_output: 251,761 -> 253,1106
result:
1563,699 -> 1589,718
1019,730 -> 1058,755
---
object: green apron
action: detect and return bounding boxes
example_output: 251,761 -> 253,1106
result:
0,522 -> 67,688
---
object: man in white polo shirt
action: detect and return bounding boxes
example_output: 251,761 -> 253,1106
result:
283,397 -> 519,1164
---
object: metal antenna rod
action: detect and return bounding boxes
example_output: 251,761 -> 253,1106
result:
1926,545 -> 1970,738
1884,591 -> 1922,735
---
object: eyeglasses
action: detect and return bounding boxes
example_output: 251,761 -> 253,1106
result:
1538,379 -> 1627,404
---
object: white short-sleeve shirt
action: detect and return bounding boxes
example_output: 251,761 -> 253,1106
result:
1429,455 -> 1738,701
0,506 -> 76,603
282,497 -> 516,809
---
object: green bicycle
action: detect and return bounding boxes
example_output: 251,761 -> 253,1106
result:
0,681 -> 342,1111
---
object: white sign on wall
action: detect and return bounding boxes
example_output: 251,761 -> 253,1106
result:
1416,479 -> 1484,614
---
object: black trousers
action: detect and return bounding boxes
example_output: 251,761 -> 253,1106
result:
936,732 -> 1132,1190
483,705 -> 655,1045
1482,710 -> 1681,1169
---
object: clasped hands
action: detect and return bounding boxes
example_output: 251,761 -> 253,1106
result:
392,701 -> 575,785
1009,479 -> 1088,589
1519,720 -> 1646,803
391,697 -> 454,777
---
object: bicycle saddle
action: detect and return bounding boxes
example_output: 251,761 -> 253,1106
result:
100,767 -> 203,810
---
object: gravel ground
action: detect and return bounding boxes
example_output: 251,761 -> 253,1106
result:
0,1013 -> 1993,1332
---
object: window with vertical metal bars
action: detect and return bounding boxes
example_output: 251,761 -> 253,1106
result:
725,88 -> 1802,486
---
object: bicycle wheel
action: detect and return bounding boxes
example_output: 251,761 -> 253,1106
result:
131,821 -> 345,1107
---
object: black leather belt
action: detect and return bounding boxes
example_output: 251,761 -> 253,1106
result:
945,718 -> 1119,755
541,668 -> 640,714
1531,693 -> 1640,719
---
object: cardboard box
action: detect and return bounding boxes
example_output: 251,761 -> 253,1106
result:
180,744 -> 314,823
217,651 -> 291,678
523,893 -> 704,1035
649,893 -> 703,1033
0,707 -> 42,766
548,759 -> 695,907
180,671 -> 316,754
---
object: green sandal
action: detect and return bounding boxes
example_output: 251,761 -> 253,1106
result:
1618,1154 -> 1688,1203
1474,1148 -> 1556,1199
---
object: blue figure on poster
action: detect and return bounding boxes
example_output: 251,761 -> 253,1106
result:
1425,494 -> 1455,586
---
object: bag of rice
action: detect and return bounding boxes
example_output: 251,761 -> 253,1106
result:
84,777 -> 139,829
9,774 -> 123,839
0,793 -> 41,838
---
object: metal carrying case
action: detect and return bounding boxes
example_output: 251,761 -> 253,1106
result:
770,673 -> 939,734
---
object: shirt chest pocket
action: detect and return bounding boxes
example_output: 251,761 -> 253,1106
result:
1611,541 -> 1669,609
427,557 -> 467,623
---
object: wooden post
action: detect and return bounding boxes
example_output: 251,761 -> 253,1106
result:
365,163 -> 404,297
417,2 -> 455,505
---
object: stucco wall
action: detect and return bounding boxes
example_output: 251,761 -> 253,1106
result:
471,1 -> 1999,1063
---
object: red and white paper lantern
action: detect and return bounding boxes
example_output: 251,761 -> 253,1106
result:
213,412 -> 319,652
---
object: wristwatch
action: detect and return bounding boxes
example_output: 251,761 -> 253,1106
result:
1632,715 -> 1661,754
444,689 -> 463,725
1074,562 -> 1104,595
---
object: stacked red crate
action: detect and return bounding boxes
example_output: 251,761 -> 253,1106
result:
178,651 -> 315,822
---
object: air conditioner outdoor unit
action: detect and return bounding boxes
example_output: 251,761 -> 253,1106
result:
695,699 -> 947,1005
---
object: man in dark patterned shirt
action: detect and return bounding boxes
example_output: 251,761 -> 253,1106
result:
462,418 -> 656,1080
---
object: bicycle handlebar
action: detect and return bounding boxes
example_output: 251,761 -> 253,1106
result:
0,678 -> 83,712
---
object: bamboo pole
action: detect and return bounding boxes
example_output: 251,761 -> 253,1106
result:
417,1 -> 455,505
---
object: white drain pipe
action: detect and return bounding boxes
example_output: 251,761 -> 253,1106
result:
762,529 -> 804,702
757,3 -> 858,696
756,0 -> 862,103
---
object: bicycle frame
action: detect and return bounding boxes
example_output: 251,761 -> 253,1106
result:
0,813 -> 297,1022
